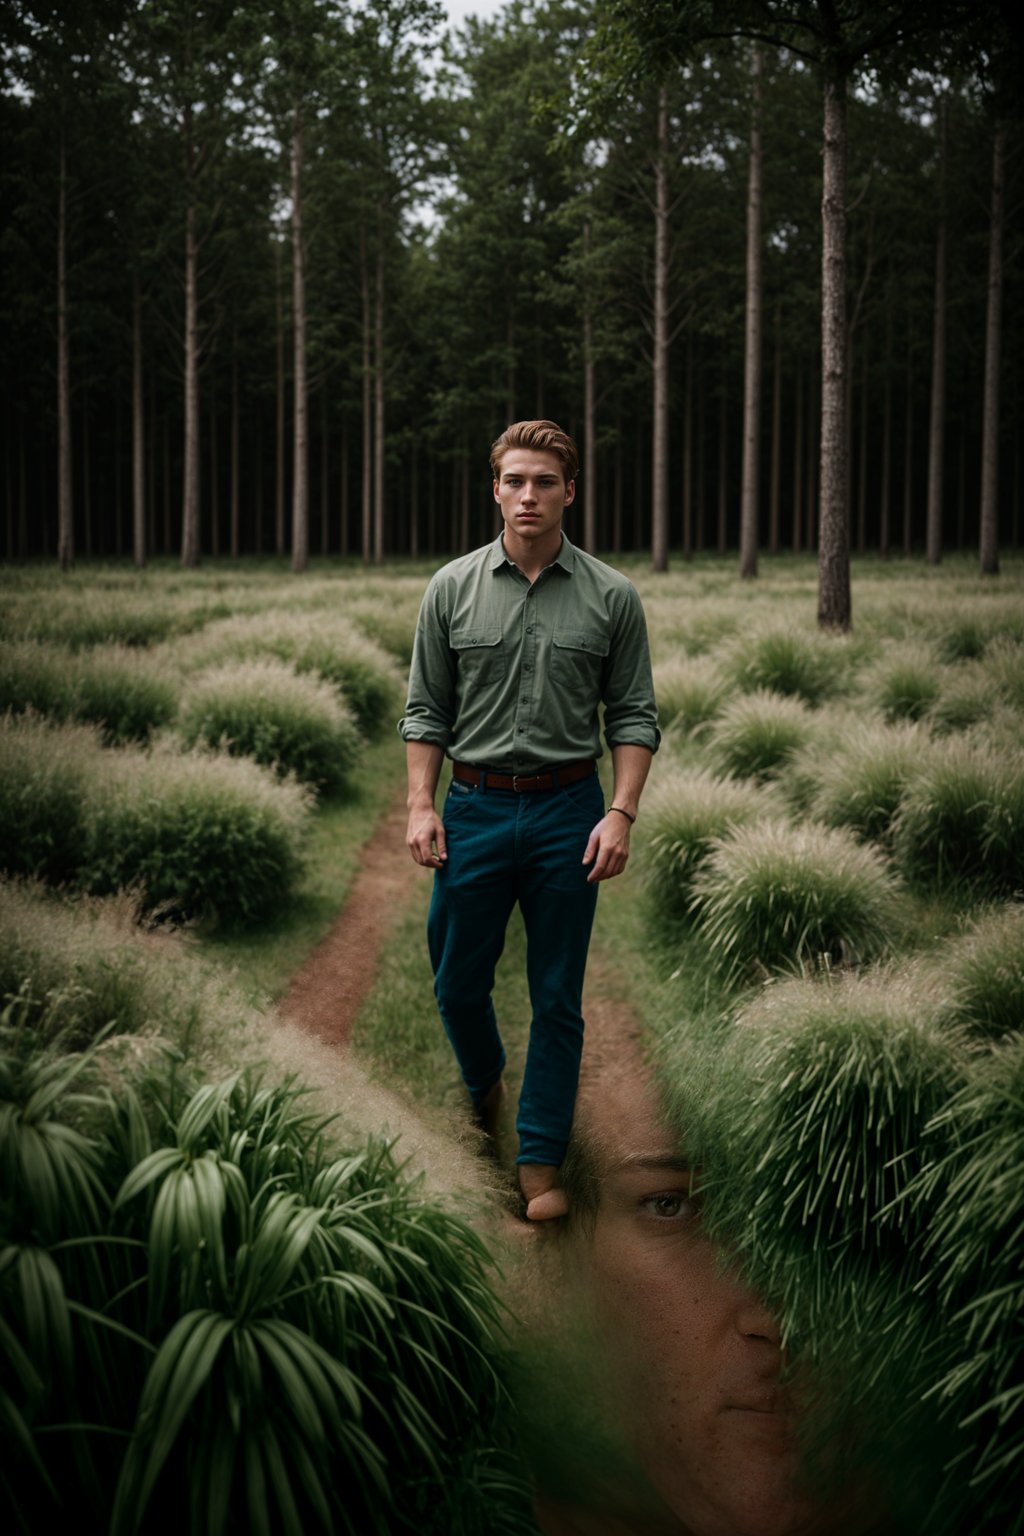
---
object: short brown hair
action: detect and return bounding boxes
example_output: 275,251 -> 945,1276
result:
490,420 -> 579,484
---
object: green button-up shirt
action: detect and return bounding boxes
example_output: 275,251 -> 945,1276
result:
398,532 -> 660,772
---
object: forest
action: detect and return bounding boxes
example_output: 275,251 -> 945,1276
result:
1,0 -> 1021,594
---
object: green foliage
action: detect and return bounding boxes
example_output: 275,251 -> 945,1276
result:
867,646 -> 942,723
0,640 -> 178,742
929,904 -> 1024,1039
690,820 -> 902,979
0,1030 -> 529,1535
893,740 -> 1024,897
651,655 -> 727,736
81,743 -> 311,924
720,624 -> 848,706
805,718 -> 931,844
176,613 -> 402,737
178,659 -> 361,796
638,768 -> 771,928
0,713 -> 94,881
707,689 -> 815,780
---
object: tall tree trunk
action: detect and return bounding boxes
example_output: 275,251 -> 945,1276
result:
792,360 -> 803,553
320,386 -> 329,555
880,303 -> 892,556
291,110 -> 309,573
926,101 -> 948,566
903,348 -> 914,557
857,341 -> 868,555
132,276 -> 145,567
682,334 -> 693,558
57,134 -> 73,570
582,221 -> 596,553
230,345 -> 239,558
340,420 -> 349,556
613,415 -> 623,554
806,364 -> 817,552
817,73 -> 851,628
360,228 -> 372,563
717,371 -> 727,554
209,397 -> 219,557
181,187 -> 201,567
696,358 -> 705,552
373,237 -> 385,565
162,415 -> 171,556
82,386 -> 92,557
769,307 -> 781,555
739,44 -> 764,579
275,243 -> 285,557
651,82 -> 670,572
979,120 -> 1005,576
409,440 -> 419,559
956,422 -> 966,551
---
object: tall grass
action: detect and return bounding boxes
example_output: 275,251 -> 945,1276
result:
690,820 -> 902,978
865,645 -> 942,723
174,611 -> 403,736
651,655 -> 727,737
928,903 -> 1024,1039
803,719 -> 931,844
719,623 -> 849,706
178,659 -> 361,795
893,739 -> 1024,897
0,640 -> 178,741
0,715 -> 312,923
638,768 -> 773,927
706,689 -> 814,780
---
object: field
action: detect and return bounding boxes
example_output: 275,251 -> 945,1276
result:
2,551 -> 1022,1535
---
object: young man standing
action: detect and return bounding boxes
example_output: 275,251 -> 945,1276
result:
399,420 -> 659,1220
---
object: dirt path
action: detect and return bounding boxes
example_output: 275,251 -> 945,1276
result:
278,784 -> 415,1047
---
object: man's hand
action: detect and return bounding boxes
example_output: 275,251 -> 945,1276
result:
407,803 -> 447,867
582,812 -> 630,883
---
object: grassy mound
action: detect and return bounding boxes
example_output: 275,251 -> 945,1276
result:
928,903 -> 1024,1039
865,645 -> 942,723
651,655 -> 727,737
179,659 -> 361,796
690,820 -> 902,979
719,623 -> 849,706
893,740 -> 1024,897
707,689 -> 814,780
805,718 -> 931,845
0,640 -> 178,742
638,768 -> 771,927
0,713 -> 94,881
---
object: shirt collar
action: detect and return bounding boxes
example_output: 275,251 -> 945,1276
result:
489,531 -> 576,574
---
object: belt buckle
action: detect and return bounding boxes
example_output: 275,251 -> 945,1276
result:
512,773 -> 522,792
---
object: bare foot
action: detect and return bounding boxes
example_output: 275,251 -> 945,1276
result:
519,1163 -> 569,1222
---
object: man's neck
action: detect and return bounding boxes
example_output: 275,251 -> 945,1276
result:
502,527 -> 563,584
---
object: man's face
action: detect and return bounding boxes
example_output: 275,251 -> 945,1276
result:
561,1072 -> 829,1536
493,448 -> 574,544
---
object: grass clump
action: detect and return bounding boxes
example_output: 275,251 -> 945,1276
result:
0,713 -> 93,881
867,645 -> 942,723
806,719 -> 931,845
719,623 -> 848,706
175,612 -> 402,737
707,689 -> 814,781
179,659 -> 361,796
928,903 -> 1024,1040
0,640 -> 178,742
0,1035 -> 530,1536
81,742 -> 311,923
638,768 -> 771,928
651,655 -> 727,737
691,820 -> 902,979
893,740 -> 1024,898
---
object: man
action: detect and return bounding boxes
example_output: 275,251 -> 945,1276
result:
399,419 -> 659,1221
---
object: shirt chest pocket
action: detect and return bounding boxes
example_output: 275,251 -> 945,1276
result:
450,627 -> 506,690
551,629 -> 610,694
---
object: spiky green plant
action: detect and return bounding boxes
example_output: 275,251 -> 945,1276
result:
174,612 -> 402,736
0,714 -> 94,882
893,739 -> 1024,897
706,689 -> 814,781
178,659 -> 361,795
651,656 -> 727,737
690,820 -> 902,979
1,1032 -> 532,1536
903,1036 -> 1024,1535
866,646 -> 942,723
805,719 -> 931,844
719,623 -> 848,706
80,742 -> 311,923
638,768 -> 773,928
928,903 -> 1024,1039
927,663 -> 997,736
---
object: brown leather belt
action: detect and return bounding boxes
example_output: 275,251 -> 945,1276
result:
452,759 -> 596,793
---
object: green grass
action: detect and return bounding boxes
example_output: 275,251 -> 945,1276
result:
803,718 -> 932,844
893,739 -> 1024,897
707,689 -> 815,780
650,654 -> 727,736
719,621 -> 852,705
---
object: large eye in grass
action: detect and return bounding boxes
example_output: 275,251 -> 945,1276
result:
641,1191 -> 699,1223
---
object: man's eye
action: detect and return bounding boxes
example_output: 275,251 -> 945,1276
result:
641,1191 -> 698,1223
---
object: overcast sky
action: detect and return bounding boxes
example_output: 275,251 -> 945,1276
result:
441,0 -> 509,29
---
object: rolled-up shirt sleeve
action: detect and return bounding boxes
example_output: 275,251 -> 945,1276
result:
602,585 -> 661,754
398,576 -> 457,748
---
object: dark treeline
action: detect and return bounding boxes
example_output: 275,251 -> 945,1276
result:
1,0 -> 1021,577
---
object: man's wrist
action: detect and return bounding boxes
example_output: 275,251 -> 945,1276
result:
608,805 -> 636,825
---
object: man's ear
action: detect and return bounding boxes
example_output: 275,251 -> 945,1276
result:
564,478 -> 576,507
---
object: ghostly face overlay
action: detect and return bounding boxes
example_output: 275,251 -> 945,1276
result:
570,1069 -> 826,1536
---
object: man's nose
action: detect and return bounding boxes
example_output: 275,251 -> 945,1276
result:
735,1290 -> 782,1347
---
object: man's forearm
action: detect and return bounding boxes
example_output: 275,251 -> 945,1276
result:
407,741 -> 446,809
609,744 -> 653,820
